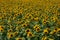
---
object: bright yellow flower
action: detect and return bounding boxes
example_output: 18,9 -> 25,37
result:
25,28 -> 31,33
8,29 -> 13,33
33,24 -> 40,29
13,31 -> 18,36
50,16 -> 57,22
16,26 -> 20,31
16,37 -> 23,40
0,26 -> 4,32
42,19 -> 47,25
36,27 -> 40,32
33,17 -> 39,21
0,28 -> 4,32
24,13 -> 33,19
50,29 -> 57,35
0,26 -> 4,29
7,33 -> 13,39
43,29 -> 48,34
49,38 -> 54,40
42,36 -> 47,40
57,28 -> 60,32
22,23 -> 28,27
27,32 -> 34,37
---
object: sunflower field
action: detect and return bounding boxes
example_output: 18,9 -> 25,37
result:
0,0 -> 60,40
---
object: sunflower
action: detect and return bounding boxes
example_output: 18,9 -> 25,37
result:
0,26 -> 4,29
50,29 -> 57,35
42,19 -> 47,25
36,27 -> 40,32
24,13 -> 33,19
16,26 -> 20,31
16,37 -> 23,40
25,28 -> 31,33
7,33 -> 13,39
22,23 -> 28,27
27,32 -> 34,37
8,29 -> 13,33
13,31 -> 18,36
57,28 -> 60,32
41,36 -> 47,40
50,16 -> 57,22
43,29 -> 48,34
49,38 -> 54,40
0,28 -> 4,32
33,24 -> 40,29
33,17 -> 39,21
0,26 -> 4,32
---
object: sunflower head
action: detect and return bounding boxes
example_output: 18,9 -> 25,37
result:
0,28 -> 4,32
0,26 -> 4,29
13,31 -> 18,36
57,28 -> 60,33
33,17 -> 39,21
27,32 -> 34,37
43,29 -> 48,34
36,27 -> 40,32
16,37 -> 23,40
0,26 -> 4,32
8,29 -> 13,33
42,36 -> 48,40
7,33 -> 13,39
42,19 -> 47,25
22,23 -> 28,27
33,24 -> 40,29
25,28 -> 30,33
